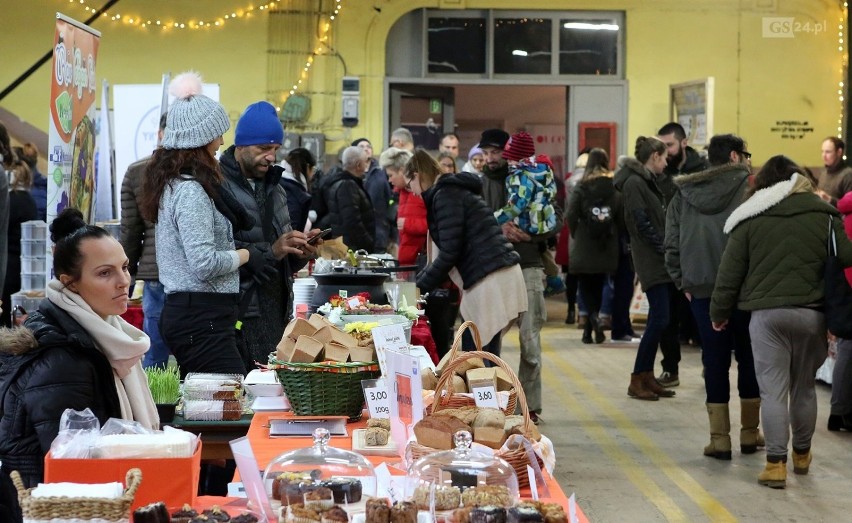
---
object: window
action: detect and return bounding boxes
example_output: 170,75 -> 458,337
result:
494,18 -> 552,75
427,17 -> 487,74
559,18 -> 620,75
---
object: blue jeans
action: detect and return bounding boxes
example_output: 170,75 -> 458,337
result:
633,283 -> 678,374
690,298 -> 758,403
142,281 -> 170,368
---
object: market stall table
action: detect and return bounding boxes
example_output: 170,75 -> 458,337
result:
167,413 -> 254,460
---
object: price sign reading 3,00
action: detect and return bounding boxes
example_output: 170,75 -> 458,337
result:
361,378 -> 391,418
472,385 -> 500,409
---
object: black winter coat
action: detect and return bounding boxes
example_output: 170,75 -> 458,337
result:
120,157 -> 159,281
417,173 -> 520,292
279,174 -> 312,233
0,301 -> 122,487
566,175 -> 622,275
316,169 -> 375,252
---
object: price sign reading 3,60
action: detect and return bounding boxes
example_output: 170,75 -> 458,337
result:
472,385 -> 500,409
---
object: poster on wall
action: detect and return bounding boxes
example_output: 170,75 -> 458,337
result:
47,13 -> 101,225
669,77 -> 714,147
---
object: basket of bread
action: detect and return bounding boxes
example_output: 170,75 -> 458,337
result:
408,349 -> 545,488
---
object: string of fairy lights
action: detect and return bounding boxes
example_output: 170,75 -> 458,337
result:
839,2 -> 848,138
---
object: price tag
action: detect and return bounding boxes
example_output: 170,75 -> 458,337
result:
471,385 -> 499,409
371,324 -> 409,354
339,290 -> 348,299
348,297 -> 361,308
361,378 -> 390,419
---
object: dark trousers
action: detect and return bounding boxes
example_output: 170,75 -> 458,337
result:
462,329 -> 502,360
160,292 -> 246,379
562,267 -> 578,308
577,273 -> 606,322
425,288 -> 460,359
677,291 -> 702,345
634,283 -> 679,374
610,253 -> 636,339
690,298 -> 759,403
657,284 -> 682,374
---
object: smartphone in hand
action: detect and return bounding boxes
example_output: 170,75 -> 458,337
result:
307,228 -> 332,245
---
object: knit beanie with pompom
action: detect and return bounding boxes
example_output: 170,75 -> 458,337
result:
161,71 -> 230,150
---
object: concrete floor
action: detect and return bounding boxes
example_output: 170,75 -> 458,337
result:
495,297 -> 852,523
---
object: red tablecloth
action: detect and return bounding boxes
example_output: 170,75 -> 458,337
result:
121,305 -> 144,330
411,316 -> 438,363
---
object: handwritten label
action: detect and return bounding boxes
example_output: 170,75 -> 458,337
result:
362,378 -> 390,419
471,384 -> 499,409
372,324 -> 409,354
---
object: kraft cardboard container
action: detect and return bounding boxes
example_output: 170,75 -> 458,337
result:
283,318 -> 317,340
308,313 -> 335,330
291,335 -> 324,363
466,367 -> 498,392
495,367 -> 514,391
349,345 -> 376,363
44,440 -> 202,513
276,335 -> 297,362
324,342 -> 351,363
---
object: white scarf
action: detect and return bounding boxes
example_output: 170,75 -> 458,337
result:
46,280 -> 160,430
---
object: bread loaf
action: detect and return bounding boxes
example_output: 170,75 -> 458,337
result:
365,427 -> 389,446
437,406 -> 480,426
367,418 -> 391,430
450,375 -> 466,393
421,368 -> 438,390
472,408 -> 505,429
504,415 -> 542,441
474,426 -> 507,449
413,415 -> 472,450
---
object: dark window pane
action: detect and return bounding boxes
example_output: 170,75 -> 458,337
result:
428,18 -> 486,74
559,19 -> 619,75
494,18 -> 552,74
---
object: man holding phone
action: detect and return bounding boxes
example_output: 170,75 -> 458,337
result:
219,101 -> 323,369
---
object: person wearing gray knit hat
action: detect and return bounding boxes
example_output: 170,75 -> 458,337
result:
161,72 -> 230,150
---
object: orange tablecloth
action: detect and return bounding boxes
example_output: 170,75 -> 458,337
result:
225,411 -> 588,522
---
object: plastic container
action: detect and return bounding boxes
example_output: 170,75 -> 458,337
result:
21,256 -> 47,274
263,428 -> 376,513
10,291 -> 44,325
21,240 -> 47,257
97,221 -> 121,241
20,220 -> 47,241
340,314 -> 412,344
182,372 -> 244,400
20,272 -> 46,291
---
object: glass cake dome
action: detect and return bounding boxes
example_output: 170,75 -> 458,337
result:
262,428 -> 377,512
406,430 -> 520,513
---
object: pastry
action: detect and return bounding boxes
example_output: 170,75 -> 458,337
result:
454,506 -> 474,523
222,399 -> 242,421
320,478 -> 363,504
231,514 -> 260,523
412,485 -> 461,510
365,427 -> 390,446
470,506 -> 507,523
282,482 -> 316,506
321,506 -> 350,523
390,501 -> 417,523
202,506 -> 231,522
189,516 -> 211,523
303,486 -> 334,510
172,504 -> 199,523
461,486 -> 513,508
506,506 -> 543,523
539,504 -> 567,523
132,502 -> 169,523
413,415 -> 472,450
366,498 -> 391,523
287,504 -> 321,523
367,418 -> 391,430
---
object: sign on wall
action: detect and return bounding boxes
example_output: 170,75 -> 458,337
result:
47,13 -> 100,224
670,78 -> 715,147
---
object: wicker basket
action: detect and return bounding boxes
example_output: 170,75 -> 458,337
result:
11,468 -> 141,522
269,360 -> 381,421
432,322 -> 518,415
409,350 -> 543,488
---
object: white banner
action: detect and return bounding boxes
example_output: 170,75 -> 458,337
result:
94,79 -> 113,222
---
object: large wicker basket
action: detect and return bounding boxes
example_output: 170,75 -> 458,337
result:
269,360 -> 381,421
11,467 -> 141,522
431,322 -> 518,415
409,349 -> 544,488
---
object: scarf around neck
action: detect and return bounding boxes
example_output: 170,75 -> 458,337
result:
46,280 -> 159,430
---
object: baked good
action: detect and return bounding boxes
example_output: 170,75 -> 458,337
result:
320,478 -> 362,504
189,516 -> 211,523
450,375 -> 467,393
472,409 -> 505,430
421,368 -> 438,390
412,485 -> 461,510
281,481 -> 317,506
272,471 -> 321,503
366,498 -> 391,523
474,426 -> 507,449
413,415 -> 472,450
303,487 -> 334,510
507,506 -> 543,523
461,486 -> 513,508
367,418 -> 391,430
320,506 -> 349,523
132,502 -> 169,523
539,504 -> 567,523
287,503 -> 321,523
390,501 -> 417,523
504,416 -> 541,442
231,514 -> 260,523
172,504 -> 199,523
438,407 -> 480,426
202,506 -> 231,522
454,506 -> 474,523
365,427 -> 390,446
470,506 -> 507,523
222,399 -> 242,421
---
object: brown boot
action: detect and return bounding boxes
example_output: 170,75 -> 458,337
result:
740,398 -> 765,454
758,458 -> 787,489
642,371 -> 675,398
704,403 -> 732,460
628,372 -> 659,401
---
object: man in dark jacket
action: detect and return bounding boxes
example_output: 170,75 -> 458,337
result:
120,113 -> 169,368
316,146 -> 376,252
352,138 -> 394,253
664,134 -> 762,460
220,102 -> 317,368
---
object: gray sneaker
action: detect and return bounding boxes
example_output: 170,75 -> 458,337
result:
656,371 -> 680,388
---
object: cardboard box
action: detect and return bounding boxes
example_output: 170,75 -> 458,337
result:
283,318 -> 317,340
291,335 -> 324,363
495,367 -> 514,391
324,342 -> 351,362
308,313 -> 335,330
276,335 -> 297,362
466,367 -> 498,392
44,440 -> 202,513
349,345 -> 376,363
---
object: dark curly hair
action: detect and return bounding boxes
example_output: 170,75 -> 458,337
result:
139,147 -> 222,222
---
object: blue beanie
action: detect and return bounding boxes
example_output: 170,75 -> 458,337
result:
235,101 -> 284,146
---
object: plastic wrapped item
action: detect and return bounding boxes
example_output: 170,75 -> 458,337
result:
182,372 -> 244,400
406,430 -> 519,513
182,399 -> 243,421
49,408 -> 101,459
262,428 -> 377,513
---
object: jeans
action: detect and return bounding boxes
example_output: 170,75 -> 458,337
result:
633,283 -> 678,374
142,281 -> 170,369
690,298 -> 758,403
577,275 -> 613,317
519,268 -> 545,413
610,253 -> 636,339
830,338 -> 852,416
462,330 -> 502,359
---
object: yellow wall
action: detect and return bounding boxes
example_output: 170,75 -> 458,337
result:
0,0 -> 845,166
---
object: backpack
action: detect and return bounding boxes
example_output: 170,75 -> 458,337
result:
581,192 -> 615,241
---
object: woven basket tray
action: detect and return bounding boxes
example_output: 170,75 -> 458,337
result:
431,322 -> 518,415
11,468 -> 141,522
409,348 -> 543,488
269,360 -> 381,421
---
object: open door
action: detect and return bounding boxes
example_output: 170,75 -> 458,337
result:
389,84 -> 455,150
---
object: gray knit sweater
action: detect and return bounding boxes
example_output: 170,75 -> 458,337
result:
156,176 -> 240,294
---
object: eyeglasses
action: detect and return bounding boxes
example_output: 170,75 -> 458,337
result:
739,151 -> 752,159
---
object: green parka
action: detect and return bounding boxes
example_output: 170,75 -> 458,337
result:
710,173 -> 852,322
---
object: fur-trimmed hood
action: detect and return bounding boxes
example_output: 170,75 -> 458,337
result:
674,164 -> 750,215
0,327 -> 39,356
724,173 -> 825,233
613,156 -> 654,190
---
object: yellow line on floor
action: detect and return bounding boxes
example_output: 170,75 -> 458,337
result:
542,340 -> 738,523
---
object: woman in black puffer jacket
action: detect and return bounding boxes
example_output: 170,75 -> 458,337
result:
409,149 -> 527,356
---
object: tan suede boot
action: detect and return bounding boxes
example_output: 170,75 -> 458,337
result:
642,371 -> 675,398
740,397 -> 765,454
792,450 -> 812,475
704,403 -> 732,460
758,458 -> 787,489
628,372 -> 659,401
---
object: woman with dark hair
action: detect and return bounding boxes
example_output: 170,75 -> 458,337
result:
140,72 -> 255,378
614,136 -> 678,401
566,148 -> 622,344
2,156 -> 38,327
711,155 -> 852,488
407,149 -> 527,358
0,208 -> 158,488
280,147 -> 316,233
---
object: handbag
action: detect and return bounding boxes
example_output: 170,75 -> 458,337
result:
824,216 -> 852,338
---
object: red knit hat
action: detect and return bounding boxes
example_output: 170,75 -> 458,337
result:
502,131 -> 536,161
